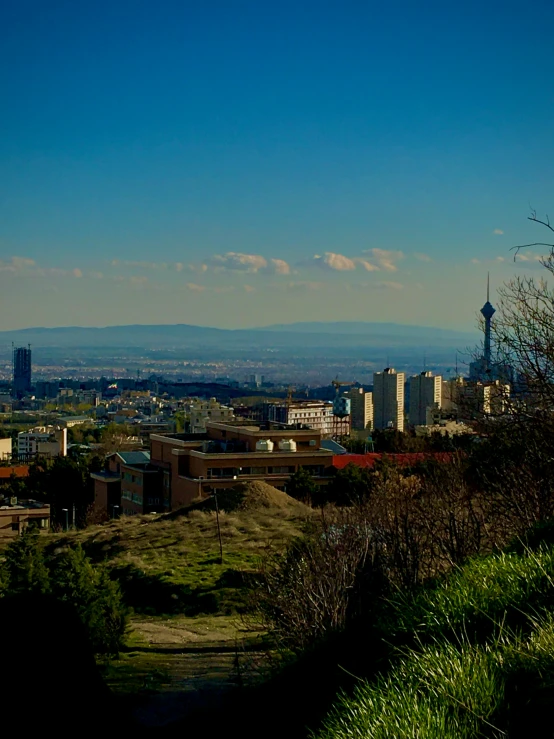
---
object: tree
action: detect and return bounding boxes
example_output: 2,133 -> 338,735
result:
26,456 -> 94,528
492,211 -> 554,412
0,532 -> 127,656
327,463 -> 374,506
286,466 -> 318,503
49,545 -> 127,656
1,529 -> 50,595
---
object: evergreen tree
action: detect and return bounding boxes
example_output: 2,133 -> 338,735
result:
287,466 -> 318,503
1,528 -> 50,595
49,545 -> 127,656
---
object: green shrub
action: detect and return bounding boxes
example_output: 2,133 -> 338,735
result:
49,545 -> 127,655
0,530 -> 127,655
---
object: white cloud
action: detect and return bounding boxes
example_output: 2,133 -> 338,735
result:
493,229 -> 504,235
72,268 -> 83,278
0,256 -> 36,273
185,282 -> 206,292
210,252 -> 268,273
312,252 -> 380,272
319,252 -> 356,271
243,284 -> 256,293
414,252 -> 432,263
471,258 -> 481,264
208,252 -> 291,276
357,258 -> 379,272
364,248 -> 404,272
515,253 -> 544,262
269,258 -> 291,275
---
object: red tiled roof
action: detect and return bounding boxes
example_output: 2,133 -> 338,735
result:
332,453 -> 451,470
0,466 -> 30,479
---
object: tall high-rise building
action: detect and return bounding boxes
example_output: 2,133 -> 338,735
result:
346,387 -> 374,431
12,345 -> 32,398
409,371 -> 442,426
373,368 -> 405,431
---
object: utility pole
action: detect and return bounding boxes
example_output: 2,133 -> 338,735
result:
213,490 -> 223,564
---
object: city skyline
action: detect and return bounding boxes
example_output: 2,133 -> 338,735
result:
2,0 -> 553,330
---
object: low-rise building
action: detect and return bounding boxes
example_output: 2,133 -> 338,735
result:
188,398 -> 235,433
17,427 -> 68,459
266,401 -> 334,436
149,420 -> 335,508
0,499 -> 50,537
91,451 -> 151,517
0,437 -> 12,461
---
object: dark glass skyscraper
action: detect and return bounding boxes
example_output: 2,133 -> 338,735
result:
13,345 -> 32,398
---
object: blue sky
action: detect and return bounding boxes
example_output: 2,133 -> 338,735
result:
1,0 -> 554,330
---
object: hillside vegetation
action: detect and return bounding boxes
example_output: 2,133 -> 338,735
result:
51,481 -> 313,617
317,543 -> 554,739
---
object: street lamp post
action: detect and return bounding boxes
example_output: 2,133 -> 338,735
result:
62,508 -> 68,532
112,505 -> 120,520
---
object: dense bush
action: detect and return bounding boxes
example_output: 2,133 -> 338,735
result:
0,529 -> 127,655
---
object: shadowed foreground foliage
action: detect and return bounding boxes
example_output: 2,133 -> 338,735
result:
0,529 -> 127,655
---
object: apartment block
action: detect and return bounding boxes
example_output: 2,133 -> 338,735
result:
409,371 -> 442,426
17,427 -> 68,459
373,368 -> 405,432
188,398 -> 235,433
346,388 -> 373,431
266,401 -> 334,436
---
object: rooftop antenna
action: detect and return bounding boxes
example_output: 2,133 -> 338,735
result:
455,349 -> 458,378
487,271 -> 490,302
423,351 -> 427,371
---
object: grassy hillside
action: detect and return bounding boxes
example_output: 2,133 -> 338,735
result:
49,482 -> 312,617
316,545 -> 554,739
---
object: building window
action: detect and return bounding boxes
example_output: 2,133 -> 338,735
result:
268,466 -> 295,474
207,467 -> 238,479
241,466 -> 266,475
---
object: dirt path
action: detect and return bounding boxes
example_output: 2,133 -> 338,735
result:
103,615 -> 266,728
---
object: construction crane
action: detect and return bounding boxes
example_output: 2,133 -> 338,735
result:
331,377 -> 357,395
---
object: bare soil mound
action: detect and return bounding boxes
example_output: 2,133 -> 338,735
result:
190,481 -> 311,515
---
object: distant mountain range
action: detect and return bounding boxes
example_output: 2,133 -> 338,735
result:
0,322 -> 478,351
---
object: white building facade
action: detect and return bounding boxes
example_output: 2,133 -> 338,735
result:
373,368 -> 405,432
409,371 -> 442,426
346,388 -> 374,431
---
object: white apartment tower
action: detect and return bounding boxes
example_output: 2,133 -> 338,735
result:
346,388 -> 374,431
373,368 -> 405,432
409,371 -> 442,426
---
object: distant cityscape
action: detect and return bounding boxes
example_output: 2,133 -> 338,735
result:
1,282 -> 513,492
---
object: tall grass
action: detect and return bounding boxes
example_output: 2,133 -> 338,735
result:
390,548 -> 554,643
316,547 -> 554,739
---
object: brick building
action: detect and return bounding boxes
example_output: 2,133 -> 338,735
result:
149,420 -> 335,509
